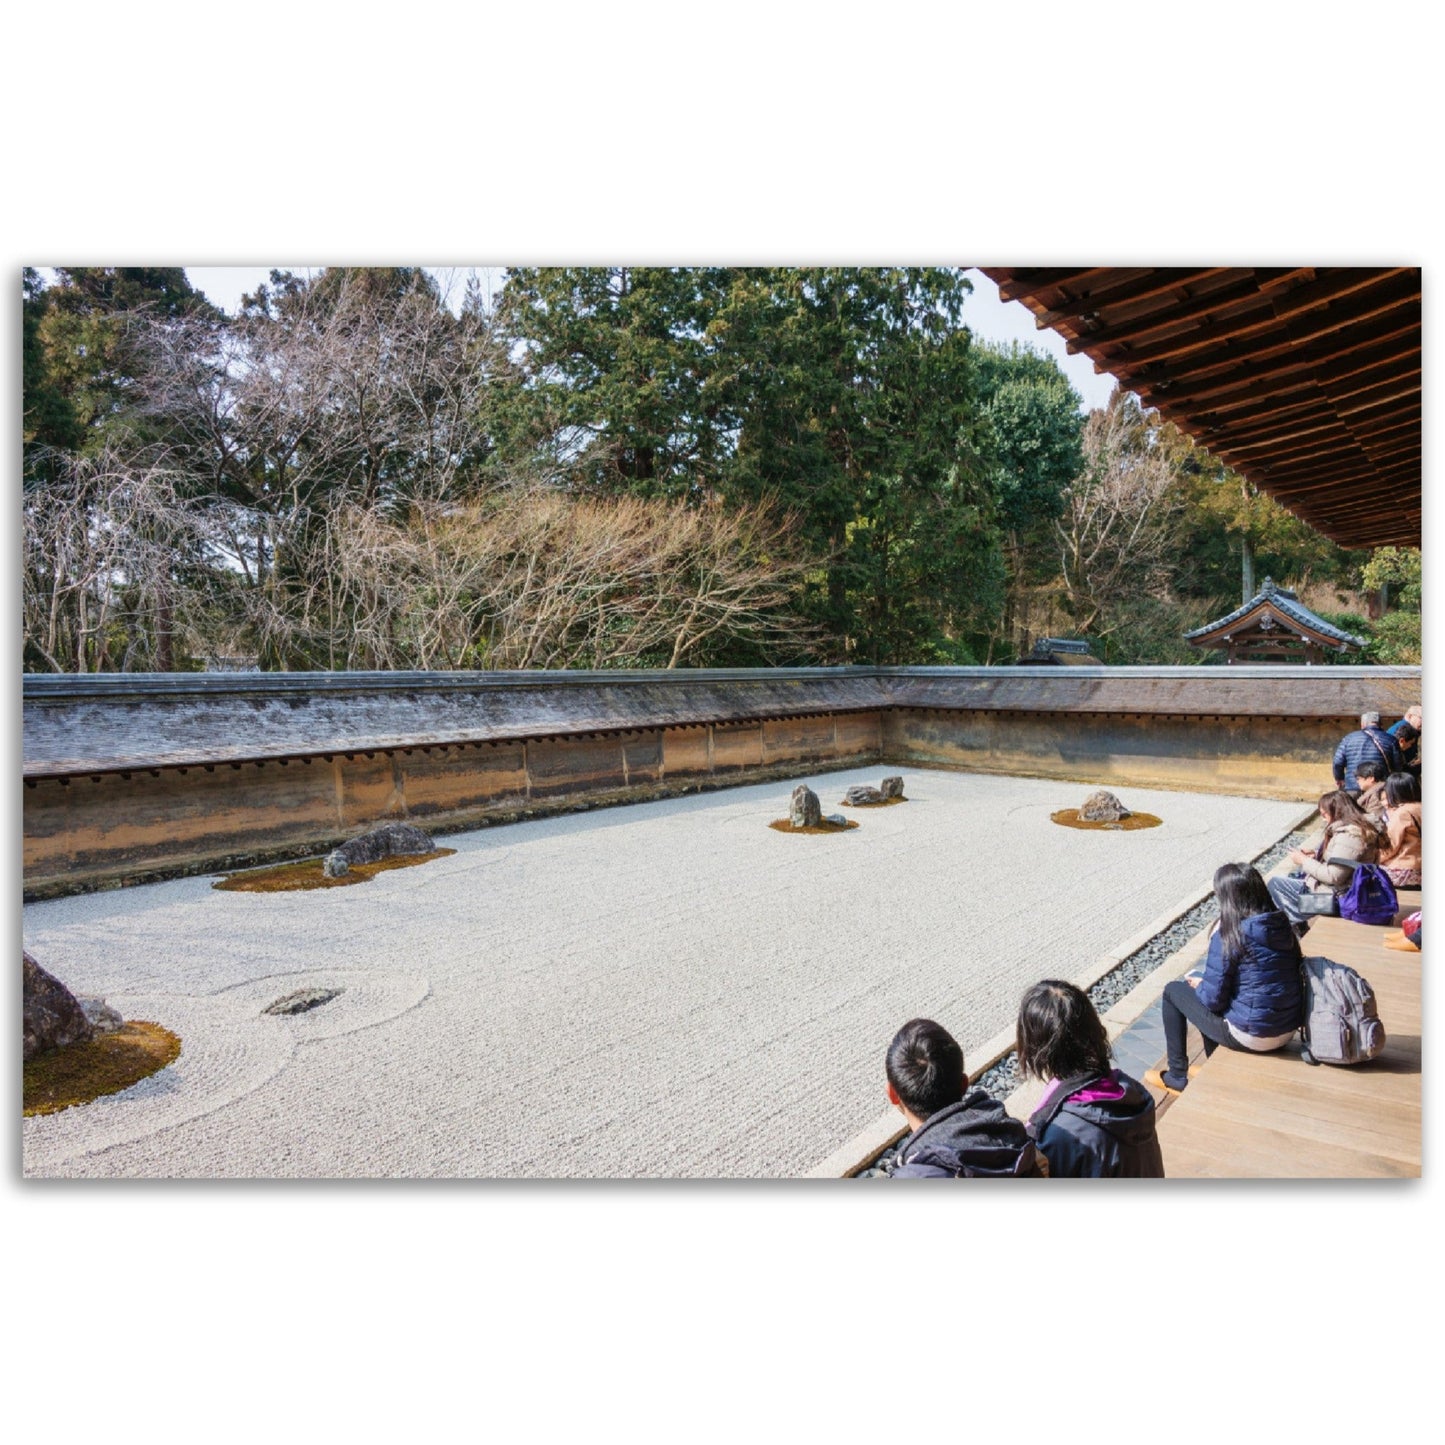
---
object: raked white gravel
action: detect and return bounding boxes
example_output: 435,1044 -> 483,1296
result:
23,766 -> 1305,1179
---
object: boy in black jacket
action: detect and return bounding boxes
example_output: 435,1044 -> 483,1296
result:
883,1018 -> 1046,1178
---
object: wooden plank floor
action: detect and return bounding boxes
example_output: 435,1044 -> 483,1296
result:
1158,906 -> 1421,1178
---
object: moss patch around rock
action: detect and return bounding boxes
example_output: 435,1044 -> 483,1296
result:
839,795 -> 908,808
768,818 -> 861,835
213,847 -> 457,893
24,1021 -> 182,1117
1051,809 -> 1162,831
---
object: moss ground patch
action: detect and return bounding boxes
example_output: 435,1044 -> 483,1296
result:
24,1021 -> 182,1117
1051,809 -> 1162,831
214,847 -> 457,893
768,818 -> 861,834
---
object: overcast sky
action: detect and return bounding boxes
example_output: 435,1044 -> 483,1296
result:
181,265 -> 1117,413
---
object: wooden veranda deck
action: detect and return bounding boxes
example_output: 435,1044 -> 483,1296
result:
1157,899 -> 1421,1178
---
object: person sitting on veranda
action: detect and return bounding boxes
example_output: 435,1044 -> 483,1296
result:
1147,863 -> 1304,1096
1354,759 -> 1390,825
1332,712 -> 1404,793
1015,980 -> 1163,1177
1267,790 -> 1381,928
883,1018 -> 1046,1178
1376,772 -> 1421,889
1388,705 -> 1422,779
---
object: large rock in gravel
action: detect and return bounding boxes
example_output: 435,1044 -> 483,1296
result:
24,951 -> 95,1062
789,785 -> 822,829
844,785 -> 885,806
323,822 -> 436,878
880,776 -> 905,800
1079,789 -> 1131,822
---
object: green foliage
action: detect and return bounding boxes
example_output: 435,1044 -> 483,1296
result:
1360,546 -> 1422,609
501,266 -> 1004,662
973,341 -> 1084,537
22,264 -> 1405,673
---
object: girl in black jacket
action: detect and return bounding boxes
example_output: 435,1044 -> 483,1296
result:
1017,980 -> 1164,1178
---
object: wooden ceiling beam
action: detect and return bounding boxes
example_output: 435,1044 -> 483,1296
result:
1064,276 -> 1277,355
1218,437 -> 1368,473
1106,275 -> 1418,378
994,267 -> 1125,304
1198,403 -> 1340,450
1126,312 -> 1420,407
1277,272 -> 1421,349
1029,267 -> 1235,329
1313,331 -> 1422,386
1268,267 -> 1416,322
1326,362 -> 1422,409
1095,302 -> 1291,371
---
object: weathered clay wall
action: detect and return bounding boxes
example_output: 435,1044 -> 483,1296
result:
23,712 -> 885,897
22,665 -> 1419,897
884,709 -> 1345,801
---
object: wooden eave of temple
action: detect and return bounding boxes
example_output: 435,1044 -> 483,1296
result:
1183,578 -> 1365,664
977,267 -> 1421,549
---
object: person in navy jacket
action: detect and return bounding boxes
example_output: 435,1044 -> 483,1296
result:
1017,980 -> 1164,1178
1148,862 -> 1305,1095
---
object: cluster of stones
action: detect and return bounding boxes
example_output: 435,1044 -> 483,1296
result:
23,951 -> 123,1062
843,776 -> 905,806
323,821 -> 436,877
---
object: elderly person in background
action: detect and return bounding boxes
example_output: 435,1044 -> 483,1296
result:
1388,704 -> 1422,779
1332,712 -> 1404,793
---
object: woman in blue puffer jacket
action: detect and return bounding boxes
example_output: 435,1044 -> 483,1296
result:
1147,862 -> 1304,1095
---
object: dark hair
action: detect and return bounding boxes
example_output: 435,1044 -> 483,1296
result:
1355,759 -> 1388,783
885,1018 -> 964,1119
1318,789 -> 1375,831
1386,772 -> 1421,807
1394,722 -> 1419,745
1015,980 -> 1112,1083
1213,861 -> 1280,966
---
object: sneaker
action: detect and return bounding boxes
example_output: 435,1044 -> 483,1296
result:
1145,1066 -> 1194,1095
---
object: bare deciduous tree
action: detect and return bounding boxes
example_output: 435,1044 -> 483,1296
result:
1054,392 -> 1183,636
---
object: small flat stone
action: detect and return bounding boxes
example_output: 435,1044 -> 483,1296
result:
263,987 -> 345,1017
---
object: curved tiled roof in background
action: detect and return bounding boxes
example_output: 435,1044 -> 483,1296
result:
1184,577 -> 1365,651
978,267 -> 1421,549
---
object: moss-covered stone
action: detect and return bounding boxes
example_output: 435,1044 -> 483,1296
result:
768,818 -> 860,834
213,848 -> 456,893
1051,809 -> 1162,831
24,1021 -> 181,1117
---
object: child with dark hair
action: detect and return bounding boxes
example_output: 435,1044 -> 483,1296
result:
1377,772 -> 1421,887
1016,981 -> 1163,1177
884,1018 -> 1045,1178
1149,862 -> 1304,1095
1353,758 -> 1390,823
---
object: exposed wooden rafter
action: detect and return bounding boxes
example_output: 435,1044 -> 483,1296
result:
979,266 -> 1421,549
